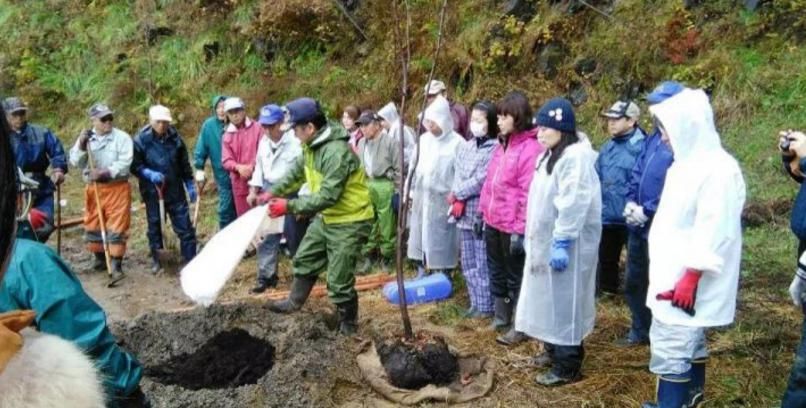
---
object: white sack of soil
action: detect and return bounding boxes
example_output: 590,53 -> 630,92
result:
181,204 -> 269,306
252,214 -> 285,246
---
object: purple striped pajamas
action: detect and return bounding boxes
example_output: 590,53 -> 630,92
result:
460,228 -> 493,313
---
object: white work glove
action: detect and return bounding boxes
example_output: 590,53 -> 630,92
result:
791,252 -> 806,307
623,202 -> 638,219
632,205 -> 649,225
194,170 -> 206,183
790,275 -> 806,307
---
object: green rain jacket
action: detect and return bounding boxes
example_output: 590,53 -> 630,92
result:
194,95 -> 232,189
272,122 -> 374,224
0,239 -> 143,399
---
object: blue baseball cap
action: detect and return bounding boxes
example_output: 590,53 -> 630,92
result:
646,81 -> 685,105
258,104 -> 284,126
285,97 -> 322,127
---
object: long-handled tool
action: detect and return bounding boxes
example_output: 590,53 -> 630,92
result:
55,183 -> 62,256
85,144 -> 114,284
192,181 -> 204,227
155,182 -> 175,262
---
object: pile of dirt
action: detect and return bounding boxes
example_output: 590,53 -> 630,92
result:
112,302 -> 357,407
376,333 -> 459,390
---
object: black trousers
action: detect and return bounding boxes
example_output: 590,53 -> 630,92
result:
596,225 -> 628,294
545,342 -> 585,378
485,226 -> 525,301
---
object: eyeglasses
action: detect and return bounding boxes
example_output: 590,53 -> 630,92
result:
100,115 -> 114,123
10,111 -> 26,118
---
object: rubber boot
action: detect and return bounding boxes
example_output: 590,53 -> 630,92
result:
336,297 -> 359,336
268,276 -> 316,313
109,257 -> 125,286
357,257 -> 374,275
491,297 -> 512,331
92,252 -> 106,271
641,373 -> 691,408
150,250 -> 162,274
688,359 -> 706,407
497,298 -> 527,346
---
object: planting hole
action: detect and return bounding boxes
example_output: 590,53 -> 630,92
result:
146,329 -> 274,390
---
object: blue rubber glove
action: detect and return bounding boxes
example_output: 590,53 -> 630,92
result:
185,180 -> 197,203
141,168 -> 164,185
549,239 -> 573,272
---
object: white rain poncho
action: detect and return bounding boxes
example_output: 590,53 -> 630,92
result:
514,134 -> 602,346
406,96 -> 463,269
646,89 -> 746,327
378,102 -> 416,166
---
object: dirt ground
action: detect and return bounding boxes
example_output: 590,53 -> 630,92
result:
51,188 -> 798,407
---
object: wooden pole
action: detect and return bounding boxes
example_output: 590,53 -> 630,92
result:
394,0 -> 449,340
84,139 -> 114,280
55,183 -> 61,256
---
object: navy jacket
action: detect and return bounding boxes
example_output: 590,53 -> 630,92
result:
626,128 -> 675,237
11,123 -> 67,199
784,156 -> 806,241
596,127 -> 646,226
132,125 -> 193,204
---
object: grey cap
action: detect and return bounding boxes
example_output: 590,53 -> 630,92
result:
601,101 -> 640,120
88,103 -> 114,119
2,97 -> 27,114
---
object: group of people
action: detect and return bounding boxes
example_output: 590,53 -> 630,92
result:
254,80 -> 745,408
2,74 -> 806,407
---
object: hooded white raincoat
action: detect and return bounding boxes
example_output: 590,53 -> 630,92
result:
406,96 -> 463,269
646,89 -> 746,328
514,134 -> 602,346
378,102 -> 416,166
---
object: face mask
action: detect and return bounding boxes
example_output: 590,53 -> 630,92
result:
470,121 -> 487,138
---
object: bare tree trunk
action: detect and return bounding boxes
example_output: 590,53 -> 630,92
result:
394,0 -> 449,340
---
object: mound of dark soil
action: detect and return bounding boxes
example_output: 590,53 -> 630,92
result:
376,334 -> 458,390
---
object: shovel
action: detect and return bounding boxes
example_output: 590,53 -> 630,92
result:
155,182 -> 174,263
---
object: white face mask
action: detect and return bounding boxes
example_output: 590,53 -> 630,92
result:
470,121 -> 487,138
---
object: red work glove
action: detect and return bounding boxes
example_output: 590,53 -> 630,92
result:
28,208 -> 48,230
656,268 -> 702,316
450,200 -> 465,218
268,198 -> 288,218
257,192 -> 274,205
446,192 -> 457,205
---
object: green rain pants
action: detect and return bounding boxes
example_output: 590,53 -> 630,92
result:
293,216 -> 371,304
361,178 -> 397,259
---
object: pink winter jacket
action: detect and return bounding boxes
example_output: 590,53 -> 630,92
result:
222,117 -> 263,195
478,128 -> 543,234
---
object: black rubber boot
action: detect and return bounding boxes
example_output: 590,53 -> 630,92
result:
268,276 -> 316,313
109,257 -> 125,286
491,297 -> 513,331
150,251 -> 162,274
357,257 -> 374,275
497,298 -> 527,346
336,297 -> 359,336
92,252 -> 106,271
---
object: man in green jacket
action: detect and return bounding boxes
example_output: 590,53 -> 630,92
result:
193,95 -> 237,229
266,97 -> 374,335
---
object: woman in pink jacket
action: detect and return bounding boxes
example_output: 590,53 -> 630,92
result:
221,97 -> 263,216
478,91 -> 544,346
